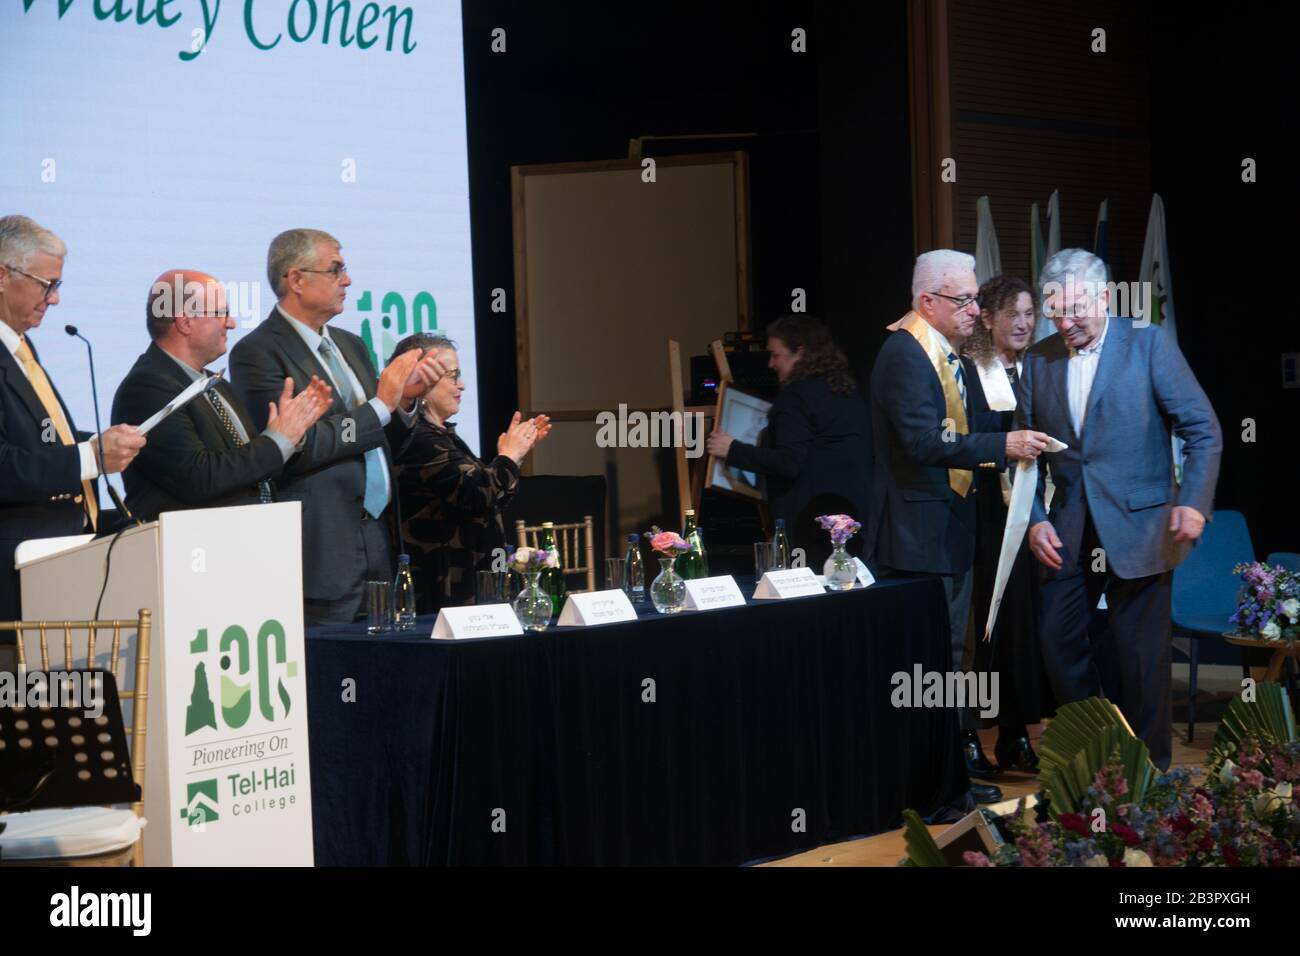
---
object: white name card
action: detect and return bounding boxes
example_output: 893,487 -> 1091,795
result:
558,589 -> 638,626
753,567 -> 825,599
432,604 -> 524,640
854,557 -> 875,588
683,575 -> 746,611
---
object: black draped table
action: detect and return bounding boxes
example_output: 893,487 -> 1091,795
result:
304,575 -> 967,865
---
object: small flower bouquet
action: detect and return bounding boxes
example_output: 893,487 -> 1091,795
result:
644,527 -> 690,556
815,514 -> 862,546
1230,562 -> 1300,644
508,546 -> 558,573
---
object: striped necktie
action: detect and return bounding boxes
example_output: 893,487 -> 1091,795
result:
204,383 -> 273,504
947,352 -> 968,407
14,336 -> 98,530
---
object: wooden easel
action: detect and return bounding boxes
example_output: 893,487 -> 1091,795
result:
668,338 -> 730,525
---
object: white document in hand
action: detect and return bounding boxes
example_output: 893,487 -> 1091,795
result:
983,436 -> 1067,641
136,373 -> 221,435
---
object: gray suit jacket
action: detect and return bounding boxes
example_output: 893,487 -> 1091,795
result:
228,310 -> 411,602
1014,319 -> 1222,580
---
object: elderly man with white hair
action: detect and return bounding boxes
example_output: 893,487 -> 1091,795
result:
866,249 -> 1050,805
1016,248 -> 1221,770
0,215 -> 146,625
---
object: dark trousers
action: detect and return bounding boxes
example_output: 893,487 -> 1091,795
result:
1038,511 -> 1173,770
304,514 -> 395,626
940,566 -> 979,731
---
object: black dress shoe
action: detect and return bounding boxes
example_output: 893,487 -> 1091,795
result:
994,732 -> 1040,773
970,782 -> 1003,804
961,729 -> 1000,779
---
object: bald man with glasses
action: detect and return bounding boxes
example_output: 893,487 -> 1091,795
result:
111,270 -> 334,522
0,215 -> 145,625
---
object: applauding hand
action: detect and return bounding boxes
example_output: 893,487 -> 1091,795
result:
498,412 -> 551,464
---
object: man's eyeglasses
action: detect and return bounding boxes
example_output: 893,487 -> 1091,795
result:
189,310 -> 231,320
1047,297 -> 1095,321
4,263 -> 62,302
290,261 -> 349,280
929,290 -> 977,310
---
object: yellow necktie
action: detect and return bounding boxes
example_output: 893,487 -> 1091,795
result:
897,312 -> 972,497
14,336 -> 99,530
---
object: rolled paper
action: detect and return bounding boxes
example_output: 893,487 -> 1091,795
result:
983,436 -> 1067,641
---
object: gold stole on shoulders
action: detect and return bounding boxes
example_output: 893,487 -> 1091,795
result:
895,311 -> 971,497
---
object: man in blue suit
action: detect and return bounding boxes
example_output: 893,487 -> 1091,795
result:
1016,249 -> 1222,770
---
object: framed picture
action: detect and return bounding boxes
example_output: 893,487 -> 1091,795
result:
705,381 -> 772,502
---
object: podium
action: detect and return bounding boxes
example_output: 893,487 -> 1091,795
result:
16,503 -> 314,866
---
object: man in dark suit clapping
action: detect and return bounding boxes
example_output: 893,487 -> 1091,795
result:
229,229 -> 447,625
111,270 -> 333,523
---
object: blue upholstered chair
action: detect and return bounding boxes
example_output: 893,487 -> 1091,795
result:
1171,510 -> 1255,742
1266,552 -> 1300,573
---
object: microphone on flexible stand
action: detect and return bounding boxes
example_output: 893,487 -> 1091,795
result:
64,324 -> 140,528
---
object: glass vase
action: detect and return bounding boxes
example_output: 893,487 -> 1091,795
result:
823,543 -> 857,591
513,571 -> 552,632
650,557 -> 687,614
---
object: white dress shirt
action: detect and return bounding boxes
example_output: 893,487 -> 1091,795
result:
1067,317 -> 1109,435
0,320 -> 100,481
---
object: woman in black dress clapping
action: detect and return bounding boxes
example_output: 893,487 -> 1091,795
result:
390,333 -> 550,612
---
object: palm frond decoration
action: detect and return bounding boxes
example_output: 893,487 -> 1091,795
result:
900,809 -> 948,867
1037,698 -> 1157,818
1208,682 -> 1297,773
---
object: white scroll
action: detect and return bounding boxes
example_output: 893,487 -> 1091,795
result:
983,437 -> 1068,641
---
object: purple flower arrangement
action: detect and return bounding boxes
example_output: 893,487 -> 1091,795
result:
1230,562 -> 1299,644
963,738 -> 1300,867
815,514 -> 862,547
508,546 -> 559,573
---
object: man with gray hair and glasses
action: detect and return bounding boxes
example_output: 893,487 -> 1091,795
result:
1016,248 -> 1221,770
0,215 -> 146,625
230,228 -> 449,625
867,248 -> 1050,805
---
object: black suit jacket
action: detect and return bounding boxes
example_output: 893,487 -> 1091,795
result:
110,342 -> 287,523
0,335 -> 94,620
228,309 -> 411,602
865,328 -> 1010,575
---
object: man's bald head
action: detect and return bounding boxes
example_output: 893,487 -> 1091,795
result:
148,270 -> 233,368
147,270 -> 221,338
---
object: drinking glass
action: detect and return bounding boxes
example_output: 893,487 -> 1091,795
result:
366,580 -> 393,634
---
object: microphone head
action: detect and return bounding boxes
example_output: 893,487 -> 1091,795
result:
64,324 -> 79,336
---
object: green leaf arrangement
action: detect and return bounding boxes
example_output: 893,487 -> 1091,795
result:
900,808 -> 948,867
1036,699 -> 1157,819
1208,681 -> 1297,774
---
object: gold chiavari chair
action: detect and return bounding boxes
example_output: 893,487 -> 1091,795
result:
515,517 -> 596,591
0,609 -> 152,866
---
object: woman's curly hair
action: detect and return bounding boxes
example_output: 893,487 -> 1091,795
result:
766,314 -> 857,395
963,275 -> 1037,364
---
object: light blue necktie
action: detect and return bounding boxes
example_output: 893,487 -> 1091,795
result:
318,337 -> 390,519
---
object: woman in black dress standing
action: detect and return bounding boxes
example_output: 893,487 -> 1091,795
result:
390,333 -> 550,612
964,275 -> 1051,771
705,315 -> 872,569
